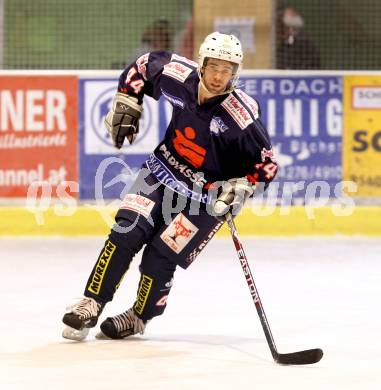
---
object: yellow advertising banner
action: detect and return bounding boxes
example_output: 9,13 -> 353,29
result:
344,75 -> 381,196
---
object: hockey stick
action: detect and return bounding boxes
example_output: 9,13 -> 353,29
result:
225,213 -> 323,365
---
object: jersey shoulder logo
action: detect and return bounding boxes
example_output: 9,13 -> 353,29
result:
221,94 -> 253,130
171,54 -> 198,68
163,61 -> 193,83
235,89 -> 259,120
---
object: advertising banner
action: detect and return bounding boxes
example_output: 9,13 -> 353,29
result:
79,78 -> 170,199
344,75 -> 381,196
0,76 -> 78,197
240,76 -> 343,201
79,75 -> 343,202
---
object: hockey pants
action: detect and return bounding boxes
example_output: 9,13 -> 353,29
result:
84,172 -> 222,322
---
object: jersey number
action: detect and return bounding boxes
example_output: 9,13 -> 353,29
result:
125,67 -> 145,94
258,162 -> 278,180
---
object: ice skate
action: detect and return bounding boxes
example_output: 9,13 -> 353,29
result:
62,297 -> 104,341
96,308 -> 147,339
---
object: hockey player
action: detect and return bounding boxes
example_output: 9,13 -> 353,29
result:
62,32 -> 278,341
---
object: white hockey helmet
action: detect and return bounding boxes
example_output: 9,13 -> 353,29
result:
198,32 -> 243,90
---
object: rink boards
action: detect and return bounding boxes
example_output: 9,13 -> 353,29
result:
1,205 -> 381,236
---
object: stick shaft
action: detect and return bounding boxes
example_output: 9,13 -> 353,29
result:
225,213 -> 279,360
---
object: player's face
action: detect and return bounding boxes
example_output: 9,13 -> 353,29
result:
202,58 -> 235,94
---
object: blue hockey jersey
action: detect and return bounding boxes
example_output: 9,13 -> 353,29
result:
118,51 -> 278,203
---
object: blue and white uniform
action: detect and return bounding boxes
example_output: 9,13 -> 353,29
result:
84,51 -> 278,322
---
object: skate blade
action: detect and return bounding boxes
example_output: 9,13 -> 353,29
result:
62,325 -> 90,341
95,330 -> 110,340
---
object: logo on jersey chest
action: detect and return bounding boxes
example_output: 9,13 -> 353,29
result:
172,126 -> 206,169
210,116 -> 228,136
159,144 -> 207,187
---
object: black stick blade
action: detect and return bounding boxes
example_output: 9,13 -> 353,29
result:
276,348 -> 323,365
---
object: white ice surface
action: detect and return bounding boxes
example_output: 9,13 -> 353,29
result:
0,236 -> 380,390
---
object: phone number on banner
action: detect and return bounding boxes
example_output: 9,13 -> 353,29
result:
277,165 -> 342,181
349,174 -> 381,188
